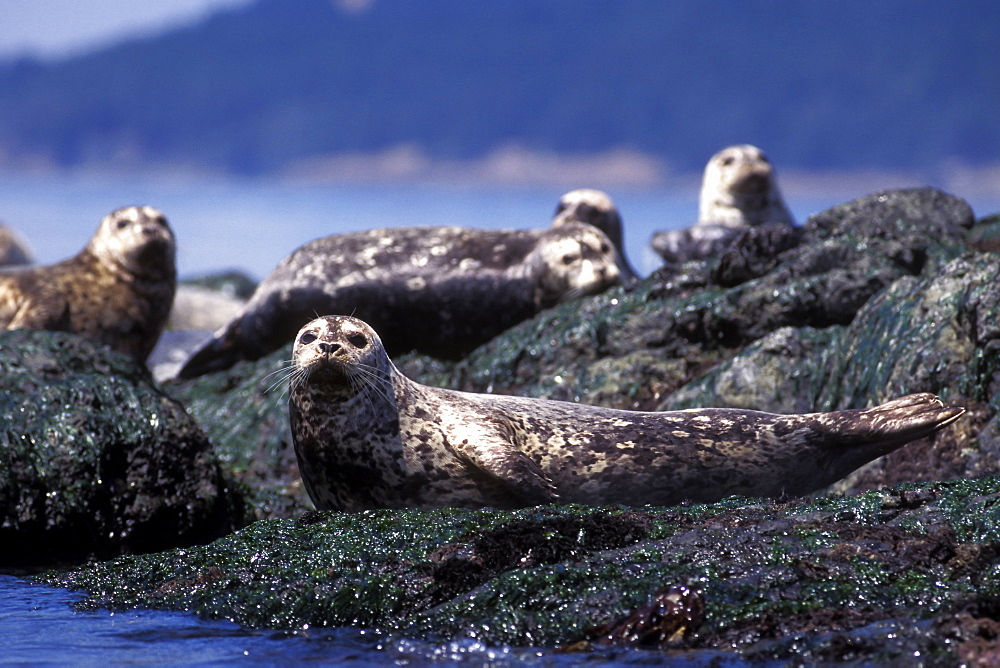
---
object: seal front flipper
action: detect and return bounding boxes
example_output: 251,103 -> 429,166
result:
449,433 -> 558,506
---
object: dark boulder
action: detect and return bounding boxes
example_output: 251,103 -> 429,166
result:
0,330 -> 248,567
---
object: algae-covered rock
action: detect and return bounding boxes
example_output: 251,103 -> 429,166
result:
164,342 -> 308,519
38,476 -> 1000,663
399,187 -> 975,409
0,330 -> 247,566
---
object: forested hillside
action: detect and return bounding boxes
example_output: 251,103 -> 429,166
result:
0,0 -> 995,176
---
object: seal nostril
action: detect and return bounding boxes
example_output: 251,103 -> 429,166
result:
319,342 -> 341,354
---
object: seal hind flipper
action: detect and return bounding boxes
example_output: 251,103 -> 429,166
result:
773,393 -> 966,492
806,393 -> 965,450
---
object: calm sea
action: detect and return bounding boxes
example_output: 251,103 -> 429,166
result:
0,173 -> 996,664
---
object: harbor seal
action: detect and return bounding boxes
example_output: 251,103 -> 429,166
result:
0,206 -> 176,362
552,188 -> 637,280
651,145 -> 794,263
177,222 -> 620,379
288,315 -> 965,511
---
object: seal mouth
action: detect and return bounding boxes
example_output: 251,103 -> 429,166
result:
300,357 -> 351,385
730,170 -> 771,194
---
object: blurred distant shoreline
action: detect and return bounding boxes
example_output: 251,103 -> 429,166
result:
2,145 -> 998,201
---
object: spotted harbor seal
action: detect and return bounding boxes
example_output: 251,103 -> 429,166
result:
177,222 -> 620,379
288,315 -> 965,511
651,145 -> 795,263
0,206 -> 176,362
552,188 -> 637,280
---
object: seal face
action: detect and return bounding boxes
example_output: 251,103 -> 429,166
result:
0,206 -> 176,362
178,222 -> 620,378
697,144 -> 794,228
289,316 -> 965,511
552,188 -> 637,280
651,145 -> 795,263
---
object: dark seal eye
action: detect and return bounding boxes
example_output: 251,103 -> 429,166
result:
347,333 -> 368,348
300,332 -> 317,344
562,253 -> 577,265
116,219 -> 130,229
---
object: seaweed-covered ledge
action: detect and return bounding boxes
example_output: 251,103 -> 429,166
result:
39,477 -> 1000,663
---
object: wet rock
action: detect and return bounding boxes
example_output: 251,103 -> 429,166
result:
399,187 -> 974,412
37,476 -> 1000,663
24,186 -> 1000,663
163,342 -> 308,520
968,213 -> 1000,253
0,330 -> 248,566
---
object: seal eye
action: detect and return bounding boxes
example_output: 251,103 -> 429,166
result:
116,219 -> 130,229
600,243 -> 611,254
347,333 -> 368,348
300,332 -> 317,345
561,253 -> 578,265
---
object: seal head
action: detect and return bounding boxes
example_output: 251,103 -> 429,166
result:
552,188 -> 637,280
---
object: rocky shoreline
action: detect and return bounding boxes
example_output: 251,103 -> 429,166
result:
3,187 -> 999,662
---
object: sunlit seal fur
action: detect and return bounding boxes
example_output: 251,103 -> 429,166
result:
177,222 -> 620,379
652,145 -> 794,263
552,188 -> 637,280
288,315 -> 965,511
0,206 -> 176,362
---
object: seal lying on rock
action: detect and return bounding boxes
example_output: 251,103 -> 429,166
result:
652,145 -> 794,263
177,222 -> 620,378
288,315 -> 965,511
552,188 -> 638,280
0,206 -> 176,362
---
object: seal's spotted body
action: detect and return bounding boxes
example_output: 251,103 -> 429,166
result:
289,316 -> 965,511
178,222 -> 619,378
0,206 -> 176,362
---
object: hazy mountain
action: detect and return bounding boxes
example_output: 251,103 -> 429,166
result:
0,0 -> 996,176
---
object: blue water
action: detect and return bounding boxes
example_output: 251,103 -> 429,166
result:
0,574 -> 741,665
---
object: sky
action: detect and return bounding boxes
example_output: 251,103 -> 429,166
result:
0,0 -> 252,60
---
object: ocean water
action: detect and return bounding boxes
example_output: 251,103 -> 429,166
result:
0,574 -> 738,666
